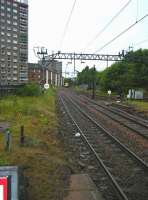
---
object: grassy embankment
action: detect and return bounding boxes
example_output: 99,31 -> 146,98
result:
126,100 -> 148,112
0,89 -> 67,199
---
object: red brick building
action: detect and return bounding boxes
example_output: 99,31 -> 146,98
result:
28,61 -> 63,87
28,63 -> 42,84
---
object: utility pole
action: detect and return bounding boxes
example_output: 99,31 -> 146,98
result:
107,55 -> 109,67
37,47 -> 48,83
36,47 -> 48,85
74,52 -> 76,76
92,65 -> 96,100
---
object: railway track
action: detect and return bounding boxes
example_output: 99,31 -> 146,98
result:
77,95 -> 148,139
58,91 -> 148,200
68,92 -> 148,162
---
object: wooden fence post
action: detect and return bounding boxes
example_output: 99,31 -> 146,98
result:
20,126 -> 25,146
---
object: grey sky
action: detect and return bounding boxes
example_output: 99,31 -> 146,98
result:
28,0 -> 148,75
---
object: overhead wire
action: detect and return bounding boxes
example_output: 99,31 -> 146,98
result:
83,0 -> 132,51
94,13 -> 148,54
59,0 -> 77,50
134,38 -> 148,46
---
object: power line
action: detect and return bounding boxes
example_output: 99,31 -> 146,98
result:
83,0 -> 132,51
134,38 -> 148,46
94,13 -> 148,53
60,0 -> 77,50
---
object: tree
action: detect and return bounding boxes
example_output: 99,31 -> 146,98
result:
77,66 -> 97,89
98,49 -> 148,93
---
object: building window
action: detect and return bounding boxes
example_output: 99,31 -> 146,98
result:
1,19 -> 5,23
13,15 -> 17,19
8,68 -> 11,73
13,9 -> 18,14
8,62 -> 11,67
13,77 -> 18,81
1,26 -> 5,30
7,39 -> 11,43
7,52 -> 11,55
13,34 -> 18,38
13,22 -> 18,26
1,31 -> 5,35
1,64 -> 5,68
13,40 -> 18,44
7,33 -> 11,37
13,3 -> 18,7
13,59 -> 18,62
13,52 -> 17,56
1,12 -> 4,16
7,7 -> 11,12
13,70 -> 18,74
13,28 -> 17,31
1,44 -> 5,48
1,38 -> 5,42
7,26 -> 11,31
13,46 -> 18,50
1,49 -> 5,54
7,14 -> 11,18
1,6 -> 5,9
7,20 -> 11,24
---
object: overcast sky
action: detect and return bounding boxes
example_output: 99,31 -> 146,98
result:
28,0 -> 148,75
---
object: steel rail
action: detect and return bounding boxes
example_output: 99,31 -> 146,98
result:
64,93 -> 148,170
59,95 -> 129,200
79,95 -> 148,139
81,95 -> 148,127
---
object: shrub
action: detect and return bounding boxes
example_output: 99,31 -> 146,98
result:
16,83 -> 41,96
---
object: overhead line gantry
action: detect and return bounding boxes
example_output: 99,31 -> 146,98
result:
46,51 -> 125,62
44,51 -> 125,73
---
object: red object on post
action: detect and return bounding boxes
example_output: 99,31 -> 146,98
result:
0,177 -> 8,200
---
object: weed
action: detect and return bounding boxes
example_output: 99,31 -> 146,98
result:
0,88 -> 66,200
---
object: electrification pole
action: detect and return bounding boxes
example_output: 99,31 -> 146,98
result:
92,65 -> 96,100
34,47 -> 49,86
74,52 -> 76,76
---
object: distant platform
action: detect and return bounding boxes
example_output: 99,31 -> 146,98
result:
64,174 -> 104,200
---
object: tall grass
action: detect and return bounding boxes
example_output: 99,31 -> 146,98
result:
0,88 -> 66,200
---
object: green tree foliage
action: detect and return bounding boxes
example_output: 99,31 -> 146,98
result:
77,49 -> 148,93
99,62 -> 133,93
98,49 -> 148,93
77,66 -> 97,89
77,66 -> 90,84
124,49 -> 148,89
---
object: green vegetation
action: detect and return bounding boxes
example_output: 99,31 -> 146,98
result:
77,49 -> 148,95
0,89 -> 67,200
77,66 -> 97,89
127,100 -> 148,112
16,83 -> 42,96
